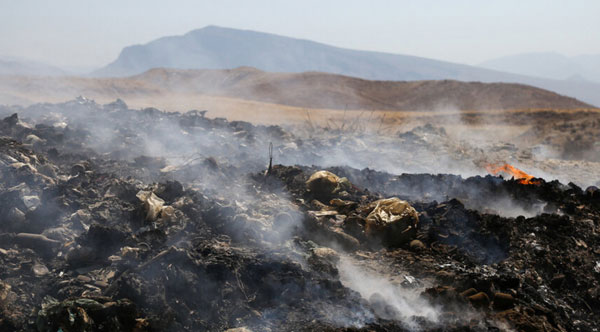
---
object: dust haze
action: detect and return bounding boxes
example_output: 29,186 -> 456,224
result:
1,12 -> 600,332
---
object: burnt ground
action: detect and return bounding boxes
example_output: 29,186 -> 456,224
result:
0,98 -> 599,332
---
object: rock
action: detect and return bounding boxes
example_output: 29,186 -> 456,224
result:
306,170 -> 340,199
492,292 -> 515,310
365,198 -> 419,247
468,292 -> 490,309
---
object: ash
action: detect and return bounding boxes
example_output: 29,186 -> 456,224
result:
0,98 -> 599,332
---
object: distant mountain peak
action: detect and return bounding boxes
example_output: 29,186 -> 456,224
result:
92,26 -> 600,106
92,26 -> 492,79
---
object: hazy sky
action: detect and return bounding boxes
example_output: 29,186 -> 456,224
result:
1,0 -> 599,69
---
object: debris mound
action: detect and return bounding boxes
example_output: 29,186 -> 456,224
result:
0,99 -> 598,331
364,197 -> 419,247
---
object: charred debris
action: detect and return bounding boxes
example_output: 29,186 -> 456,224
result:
0,97 -> 599,331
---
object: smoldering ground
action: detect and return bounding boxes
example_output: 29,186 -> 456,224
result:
1,98 -> 600,331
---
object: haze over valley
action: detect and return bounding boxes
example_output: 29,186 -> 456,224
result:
1,2 -> 600,332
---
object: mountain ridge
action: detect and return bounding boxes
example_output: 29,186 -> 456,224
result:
95,25 -> 487,79
91,26 -> 600,106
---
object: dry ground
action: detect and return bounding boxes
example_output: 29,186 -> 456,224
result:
2,70 -> 599,186
0,66 -> 594,115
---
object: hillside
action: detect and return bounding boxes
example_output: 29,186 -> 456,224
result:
1,67 -> 592,111
131,68 -> 592,110
92,26 -> 600,106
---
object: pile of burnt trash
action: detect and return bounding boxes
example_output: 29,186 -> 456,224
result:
0,97 -> 499,180
0,99 -> 599,331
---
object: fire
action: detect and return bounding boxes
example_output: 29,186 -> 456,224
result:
485,163 -> 541,185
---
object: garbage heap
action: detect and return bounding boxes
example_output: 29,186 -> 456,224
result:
0,99 -> 598,331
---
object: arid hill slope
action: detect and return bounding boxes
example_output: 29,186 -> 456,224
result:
0,67 -> 593,110
91,26 -> 600,106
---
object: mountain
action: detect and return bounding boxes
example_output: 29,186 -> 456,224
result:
0,56 -> 66,76
92,26 -> 600,106
480,52 -> 600,83
2,67 -> 593,111
94,26 -> 496,79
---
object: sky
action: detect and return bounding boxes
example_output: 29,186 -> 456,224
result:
1,0 -> 599,69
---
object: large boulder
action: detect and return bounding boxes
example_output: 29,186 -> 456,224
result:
365,197 -> 418,247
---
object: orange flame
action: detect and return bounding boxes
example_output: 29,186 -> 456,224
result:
485,163 -> 541,185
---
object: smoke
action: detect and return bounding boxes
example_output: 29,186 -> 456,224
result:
3,74 -> 598,189
1,96 -> 593,330
336,255 -> 441,329
465,195 -> 546,218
